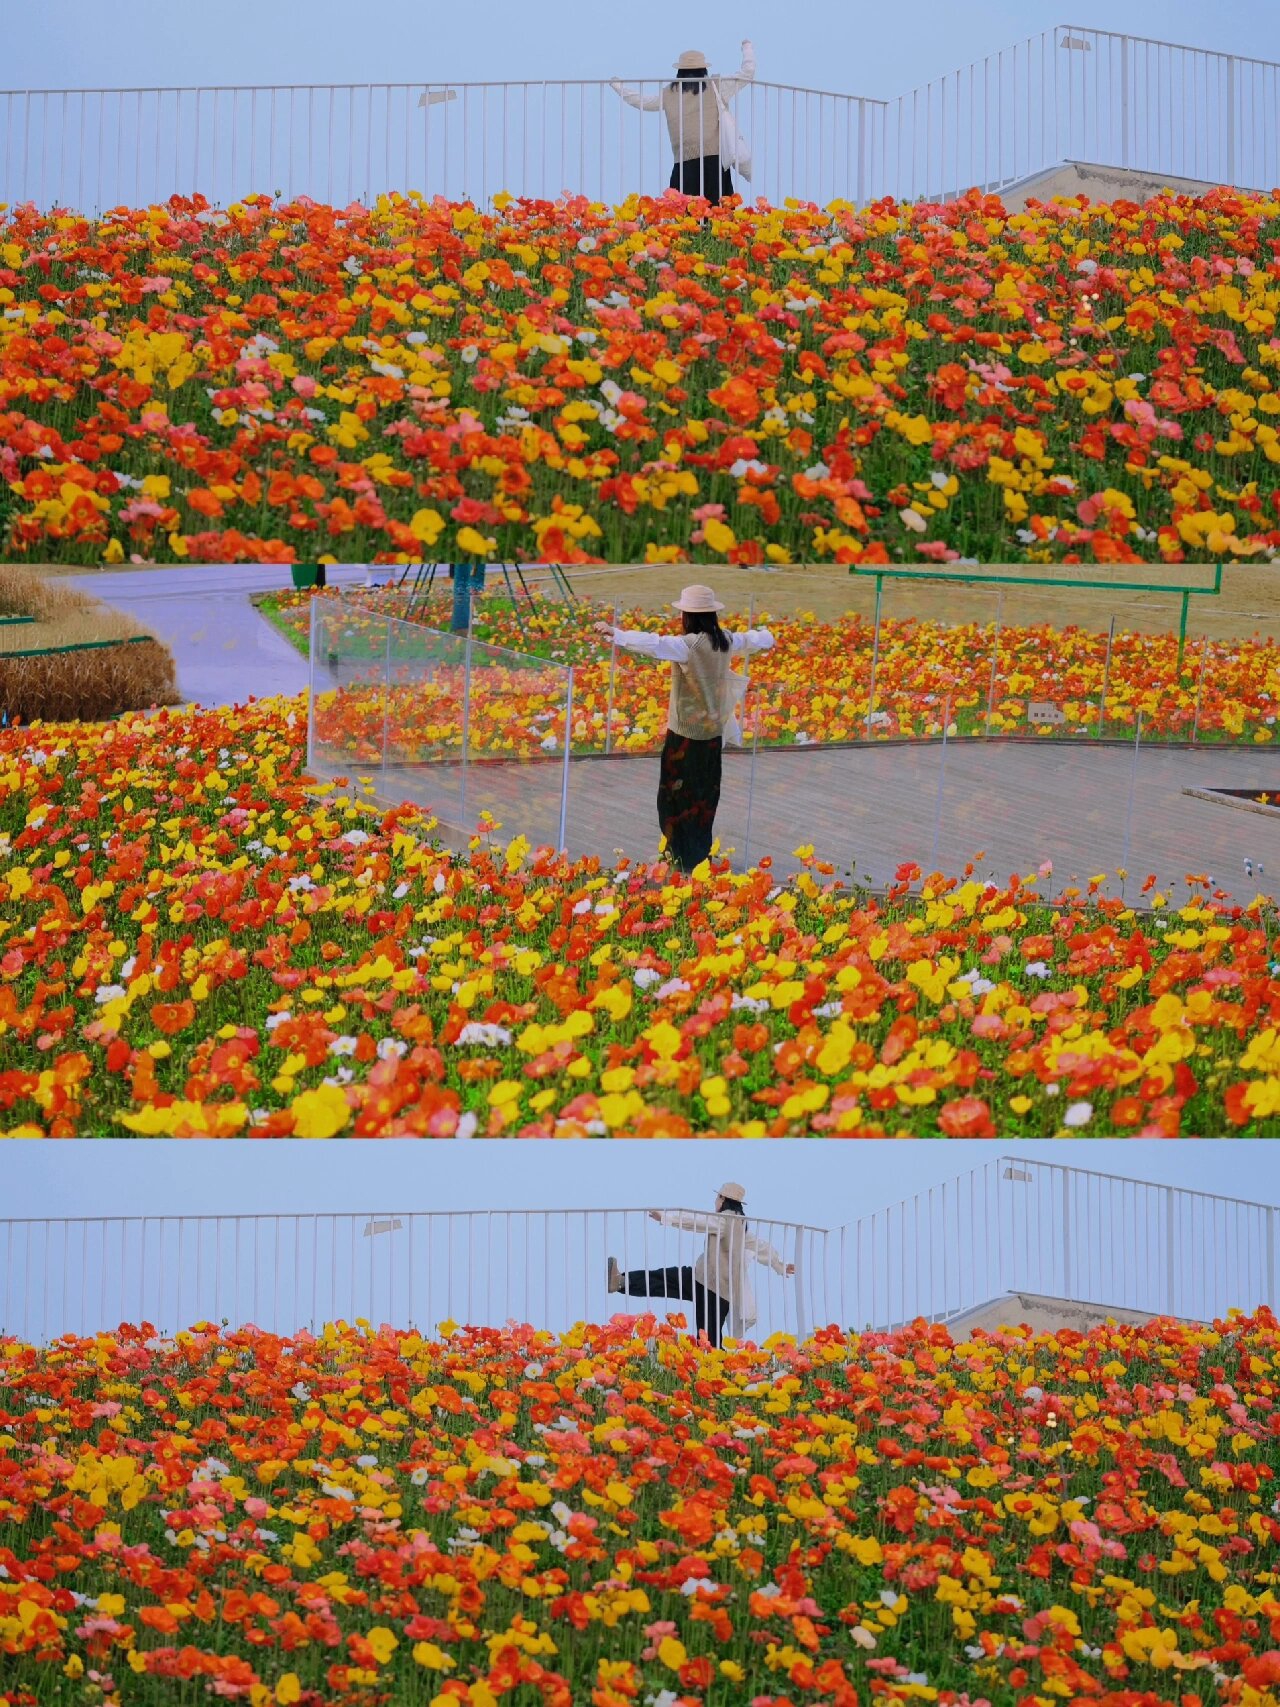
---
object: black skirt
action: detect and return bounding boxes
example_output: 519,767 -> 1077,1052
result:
621,1264 -> 731,1347
658,730 -> 722,872
670,154 -> 733,204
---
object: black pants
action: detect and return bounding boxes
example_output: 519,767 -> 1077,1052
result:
623,1264 -> 730,1347
670,154 -> 733,204
658,731 -> 722,872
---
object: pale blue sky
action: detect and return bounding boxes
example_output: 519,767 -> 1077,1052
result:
6,1 -> 1275,93
6,1141 -> 1279,1223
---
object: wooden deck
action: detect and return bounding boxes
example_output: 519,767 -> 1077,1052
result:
345,739 -> 1280,907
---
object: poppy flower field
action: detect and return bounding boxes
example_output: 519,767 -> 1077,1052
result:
1,695 -> 1278,1138
279,587 -> 1280,755
3,1312 -> 1280,1707
5,187 -> 1280,566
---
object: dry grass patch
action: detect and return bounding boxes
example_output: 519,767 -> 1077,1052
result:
0,566 -> 179,722
565,563 -> 1280,640
0,566 -> 151,650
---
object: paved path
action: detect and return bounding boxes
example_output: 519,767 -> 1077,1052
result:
68,565 -> 370,708
75,570 -> 1280,906
363,740 -> 1280,907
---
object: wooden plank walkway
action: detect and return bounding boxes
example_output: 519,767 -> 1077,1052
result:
345,740 -> 1280,907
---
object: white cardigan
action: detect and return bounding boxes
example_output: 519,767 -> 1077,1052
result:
655,1208 -> 788,1334
611,43 -> 756,111
611,44 -> 756,162
607,626 -> 773,665
609,625 -> 773,741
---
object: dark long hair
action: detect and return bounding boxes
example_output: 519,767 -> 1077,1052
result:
670,67 -> 709,90
682,609 -> 730,653
718,1195 -> 746,1222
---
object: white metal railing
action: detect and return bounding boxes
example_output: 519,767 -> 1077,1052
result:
879,26 -> 1278,201
0,77 -> 881,217
0,1206 -> 824,1347
1,27 -> 1274,219
843,1154 -> 1278,1327
2,1156 -> 1276,1346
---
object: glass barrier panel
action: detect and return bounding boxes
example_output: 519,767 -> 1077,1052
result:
456,636 -> 573,853
1191,630 -> 1278,749
735,676 -> 932,894
308,598 -> 390,782
382,618 -> 471,830
862,577 -> 997,745
1126,714 -> 1279,916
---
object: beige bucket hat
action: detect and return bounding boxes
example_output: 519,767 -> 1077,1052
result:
673,583 -> 725,613
718,1182 -> 747,1202
675,49 -> 710,70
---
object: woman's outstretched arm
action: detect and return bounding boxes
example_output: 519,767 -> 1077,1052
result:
595,621 -> 692,662
714,40 -> 757,100
727,626 -> 775,657
651,1208 -> 715,1232
610,79 -> 665,112
745,1230 -> 795,1276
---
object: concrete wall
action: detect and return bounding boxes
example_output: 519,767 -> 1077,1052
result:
941,1291 -> 1203,1337
996,158 -> 1248,212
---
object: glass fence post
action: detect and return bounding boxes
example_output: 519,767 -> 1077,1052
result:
307,595 -> 318,772
1191,630 -> 1210,744
380,617 -> 391,778
459,624 -> 474,836
1097,615 -> 1115,739
1120,708 -> 1143,904
604,602 -> 618,756
930,692 -> 951,873
865,573 -> 883,741
737,593 -> 758,870
740,675 -> 761,867
558,667 -> 573,852
984,590 -> 1003,739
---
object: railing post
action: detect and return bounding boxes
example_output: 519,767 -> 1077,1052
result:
1166,1187 -> 1177,1316
1268,1205 -> 1277,1311
1120,35 -> 1131,166
1225,55 -> 1237,187
793,1233 -> 808,1342
1062,1174 -> 1072,1299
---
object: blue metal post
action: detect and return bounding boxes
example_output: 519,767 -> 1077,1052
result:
450,564 -> 486,632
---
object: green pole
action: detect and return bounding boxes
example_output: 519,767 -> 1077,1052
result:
1178,589 -> 1189,671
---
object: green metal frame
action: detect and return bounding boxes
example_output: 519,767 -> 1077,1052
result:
0,634 -> 154,660
398,562 -> 578,637
848,564 -> 1224,667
